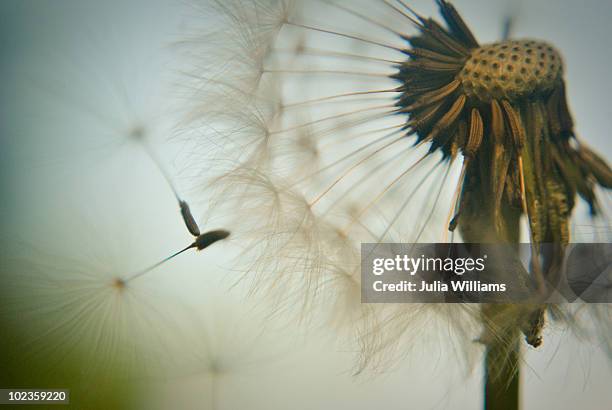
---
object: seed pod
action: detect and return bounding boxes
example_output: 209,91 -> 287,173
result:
490,99 -> 505,145
427,94 -> 466,142
501,100 -> 526,150
464,108 -> 483,158
193,230 -> 231,251
180,200 -> 201,237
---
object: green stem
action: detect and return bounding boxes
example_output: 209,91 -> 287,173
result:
484,327 -> 520,410
458,146 -> 522,410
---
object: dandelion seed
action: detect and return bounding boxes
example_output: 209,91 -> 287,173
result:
123,229 -> 231,283
139,134 -> 207,237
181,200 -> 202,236
21,28 -> 177,174
121,118 -> 236,252
0,226 -> 200,409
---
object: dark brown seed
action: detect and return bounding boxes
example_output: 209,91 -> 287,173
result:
465,108 -> 483,157
501,100 -> 526,149
180,201 -> 201,237
193,230 -> 231,251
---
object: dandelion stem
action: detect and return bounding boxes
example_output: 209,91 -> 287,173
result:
484,334 -> 520,410
459,151 -> 523,410
122,230 -> 230,283
139,137 -> 202,237
123,244 -> 194,283
140,137 -> 181,203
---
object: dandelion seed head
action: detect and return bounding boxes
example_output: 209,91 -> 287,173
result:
0,220 -> 202,406
458,40 -> 563,102
193,0 -> 612,372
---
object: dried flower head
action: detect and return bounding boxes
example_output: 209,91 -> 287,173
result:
192,0 -> 612,379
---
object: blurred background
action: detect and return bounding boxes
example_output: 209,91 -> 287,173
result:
0,0 -> 610,408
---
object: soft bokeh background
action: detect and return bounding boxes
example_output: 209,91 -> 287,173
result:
0,0 -> 610,408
